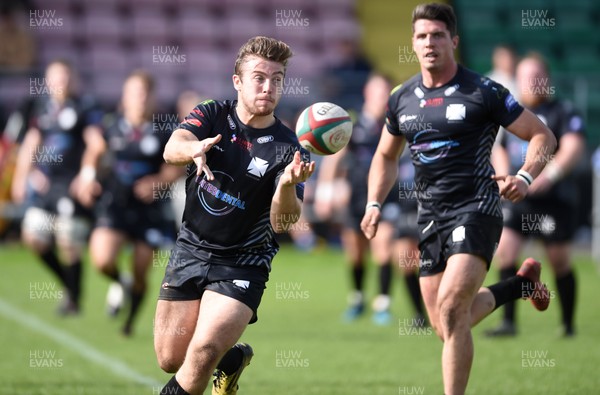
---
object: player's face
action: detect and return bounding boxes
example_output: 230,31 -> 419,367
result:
364,76 -> 391,119
412,19 -> 458,72
233,55 -> 285,117
516,58 -> 548,104
122,76 -> 151,119
45,63 -> 72,100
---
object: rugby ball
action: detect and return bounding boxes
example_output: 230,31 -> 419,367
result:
295,102 -> 352,155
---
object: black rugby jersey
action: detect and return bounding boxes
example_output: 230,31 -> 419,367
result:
29,95 -> 102,184
347,112 -> 383,171
502,99 -> 584,205
102,115 -> 169,194
386,65 -> 524,222
175,99 -> 306,267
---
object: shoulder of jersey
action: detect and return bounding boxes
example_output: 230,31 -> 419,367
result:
389,73 -> 421,97
467,68 -> 503,92
197,98 -> 224,111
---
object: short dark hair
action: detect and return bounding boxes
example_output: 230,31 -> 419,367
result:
234,36 -> 293,76
412,3 -> 457,37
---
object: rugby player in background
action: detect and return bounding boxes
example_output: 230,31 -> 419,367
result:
89,70 -> 182,336
488,53 -> 585,337
11,59 -> 103,315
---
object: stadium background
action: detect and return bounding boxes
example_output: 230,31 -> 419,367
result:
1,0 -> 599,394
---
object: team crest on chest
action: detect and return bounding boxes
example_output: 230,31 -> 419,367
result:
246,157 -> 269,179
445,104 -> 466,122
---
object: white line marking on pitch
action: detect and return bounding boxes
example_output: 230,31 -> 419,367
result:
0,297 -> 163,389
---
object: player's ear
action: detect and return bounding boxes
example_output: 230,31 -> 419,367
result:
232,74 -> 242,91
452,35 -> 459,49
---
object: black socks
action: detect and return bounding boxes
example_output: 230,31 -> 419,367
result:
488,274 -> 534,310
63,260 -> 82,306
39,250 -> 66,284
404,272 -> 425,316
123,286 -> 145,336
378,263 -> 392,295
351,265 -> 364,292
161,376 -> 189,395
556,270 -> 576,334
499,266 -> 518,323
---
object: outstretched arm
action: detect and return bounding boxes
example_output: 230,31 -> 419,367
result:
163,129 -> 222,180
270,151 -> 316,233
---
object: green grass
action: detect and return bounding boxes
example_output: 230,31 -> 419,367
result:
0,242 -> 599,394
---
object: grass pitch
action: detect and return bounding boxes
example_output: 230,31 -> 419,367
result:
0,242 -> 599,394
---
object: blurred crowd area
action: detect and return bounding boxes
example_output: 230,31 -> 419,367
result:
0,0 -> 596,248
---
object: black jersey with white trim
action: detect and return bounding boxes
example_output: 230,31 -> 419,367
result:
175,99 -> 307,267
386,65 -> 524,222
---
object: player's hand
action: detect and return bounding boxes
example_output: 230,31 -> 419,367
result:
133,175 -> 158,204
491,174 -> 528,203
70,176 -> 102,208
360,206 -> 381,240
527,173 -> 552,196
191,134 -> 222,181
280,151 -> 316,186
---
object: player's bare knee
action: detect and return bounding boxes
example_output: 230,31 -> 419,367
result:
154,339 -> 185,373
430,322 -> 444,340
187,341 -> 222,371
156,351 -> 182,373
438,297 -> 469,335
22,232 -> 50,254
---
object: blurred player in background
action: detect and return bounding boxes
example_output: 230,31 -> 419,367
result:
315,74 -> 423,325
89,70 -> 182,336
394,147 -> 427,324
154,36 -> 315,395
487,53 -> 585,337
11,59 -> 103,314
361,4 -> 556,394
486,44 -> 518,98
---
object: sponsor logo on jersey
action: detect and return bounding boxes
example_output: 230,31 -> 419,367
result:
445,104 -> 466,121
413,87 -> 425,99
193,108 -> 204,117
182,118 -> 202,127
227,114 -> 236,130
419,97 -> 444,108
212,145 -> 225,152
410,129 -> 460,164
257,135 -> 274,144
231,134 -> 253,151
444,84 -> 460,96
247,157 -> 269,178
197,172 -> 246,216
399,114 -> 419,124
